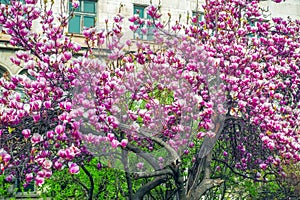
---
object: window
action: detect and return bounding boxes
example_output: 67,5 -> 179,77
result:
68,0 -> 96,34
133,5 -> 154,41
0,0 -> 10,4
0,0 -> 24,4
192,11 -> 204,25
247,18 -> 268,38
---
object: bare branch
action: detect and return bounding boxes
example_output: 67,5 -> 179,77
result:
119,123 -> 181,167
132,168 -> 173,179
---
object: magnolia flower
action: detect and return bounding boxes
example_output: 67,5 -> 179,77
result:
31,133 -> 42,144
111,139 -> 120,149
22,129 -> 31,139
44,170 -> 52,178
5,174 -> 13,182
37,170 -> 46,178
69,163 -> 80,174
97,163 -> 102,170
43,100 -> 51,109
259,163 -> 267,170
55,125 -> 65,135
35,176 -> 44,186
42,159 -> 52,169
25,173 -> 33,183
23,104 -> 30,113
46,130 -> 54,139
120,139 -> 128,148
63,51 -> 72,61
0,149 -> 11,163
136,162 -> 144,170
32,113 -> 41,122
53,160 -> 63,170
65,148 -> 76,160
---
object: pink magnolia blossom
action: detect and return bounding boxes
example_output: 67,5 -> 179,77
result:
25,173 -> 34,183
42,159 -> 52,169
22,129 -> 31,139
0,149 -> 11,163
54,161 -> 63,170
259,163 -> 267,170
5,174 -> 13,182
35,176 -> 44,186
55,125 -> 65,135
43,100 -> 51,109
31,133 -> 42,144
46,130 -> 54,139
69,163 -> 80,174
120,139 -> 128,148
111,139 -> 120,149
136,162 -> 144,170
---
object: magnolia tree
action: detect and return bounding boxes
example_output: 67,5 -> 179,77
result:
0,0 -> 300,199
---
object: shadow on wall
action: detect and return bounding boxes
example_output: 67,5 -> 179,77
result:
0,65 -> 10,79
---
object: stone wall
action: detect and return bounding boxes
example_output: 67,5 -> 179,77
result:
0,40 -> 21,75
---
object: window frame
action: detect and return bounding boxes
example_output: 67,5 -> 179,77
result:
247,17 -> 269,38
133,4 -> 154,41
0,0 -> 10,4
0,0 -> 25,4
192,11 -> 205,25
68,0 -> 97,34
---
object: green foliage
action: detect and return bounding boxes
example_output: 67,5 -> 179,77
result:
0,175 -> 13,197
40,158 -> 129,199
149,87 -> 174,105
202,158 -> 298,200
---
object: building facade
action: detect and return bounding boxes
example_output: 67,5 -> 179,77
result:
0,0 -> 300,78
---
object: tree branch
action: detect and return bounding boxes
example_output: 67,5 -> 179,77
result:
132,168 -> 173,179
119,123 -> 181,167
125,143 -> 161,170
81,165 -> 94,200
121,150 -> 133,199
132,176 -> 169,200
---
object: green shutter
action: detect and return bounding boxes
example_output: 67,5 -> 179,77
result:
0,1 -> 27,5
134,5 -> 145,18
84,0 -> 95,13
147,26 -> 154,40
134,5 -> 146,39
0,0 -> 10,4
83,16 -> 94,28
146,6 -> 155,40
135,29 -> 143,39
249,20 -> 256,38
192,11 -> 204,23
199,13 -> 204,21
68,15 -> 81,33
